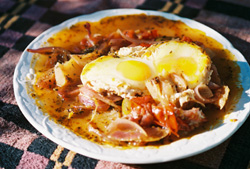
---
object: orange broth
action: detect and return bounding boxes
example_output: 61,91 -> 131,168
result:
29,14 -> 242,147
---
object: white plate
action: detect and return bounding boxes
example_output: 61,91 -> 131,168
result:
13,9 -> 250,164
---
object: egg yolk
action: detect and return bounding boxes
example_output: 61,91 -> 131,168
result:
117,60 -> 151,81
157,57 -> 196,74
156,57 -> 198,82
177,58 -> 197,76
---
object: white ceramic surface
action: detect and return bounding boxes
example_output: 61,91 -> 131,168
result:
13,9 -> 250,164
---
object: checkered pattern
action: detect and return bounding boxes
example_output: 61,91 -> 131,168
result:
1,0 -> 250,169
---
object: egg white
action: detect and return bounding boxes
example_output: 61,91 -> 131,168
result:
81,55 -> 156,98
81,40 -> 212,98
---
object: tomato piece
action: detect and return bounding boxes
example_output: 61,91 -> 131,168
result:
139,29 -> 158,40
152,106 -> 165,125
125,96 -> 179,136
176,116 -> 190,131
152,104 -> 179,137
124,30 -> 136,38
80,38 -> 90,49
140,31 -> 151,39
165,109 -> 179,136
151,29 -> 158,39
130,95 -> 154,106
181,36 -> 193,43
140,43 -> 151,47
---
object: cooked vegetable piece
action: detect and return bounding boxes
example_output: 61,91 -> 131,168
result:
35,68 -> 56,89
70,52 -> 99,67
54,58 -> 82,87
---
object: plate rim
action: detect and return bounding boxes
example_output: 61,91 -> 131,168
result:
13,8 -> 250,164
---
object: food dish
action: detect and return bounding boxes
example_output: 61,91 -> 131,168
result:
25,12 -> 232,148
14,9 -> 250,164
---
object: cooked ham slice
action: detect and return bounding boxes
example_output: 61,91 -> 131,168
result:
176,107 -> 206,129
106,118 -> 170,142
106,118 -> 147,141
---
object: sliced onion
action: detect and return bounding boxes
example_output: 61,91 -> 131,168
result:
176,89 -> 205,109
57,87 -> 80,99
107,118 -> 148,141
27,47 -> 69,54
170,73 -> 187,92
106,94 -> 123,103
79,85 -> 120,109
27,47 -> 70,62
143,127 -> 170,142
213,85 -> 230,110
85,35 -> 95,47
106,118 -> 170,142
194,83 -> 218,103
78,94 -> 110,111
108,38 -> 127,46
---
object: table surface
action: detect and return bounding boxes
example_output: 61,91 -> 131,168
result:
1,0 -> 250,169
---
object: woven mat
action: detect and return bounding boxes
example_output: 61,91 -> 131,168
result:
1,0 -> 250,168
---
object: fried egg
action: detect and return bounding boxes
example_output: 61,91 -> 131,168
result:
80,40 -> 212,98
145,40 -> 212,89
81,55 -> 155,97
